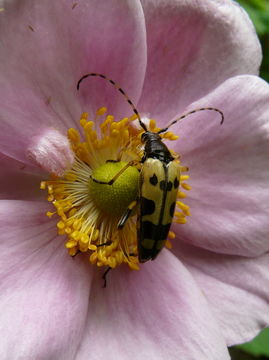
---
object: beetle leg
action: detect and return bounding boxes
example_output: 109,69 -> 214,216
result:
118,199 -> 138,229
71,249 -> 81,258
105,159 -> 120,163
96,241 -> 112,247
102,266 -> 111,288
90,160 -> 139,185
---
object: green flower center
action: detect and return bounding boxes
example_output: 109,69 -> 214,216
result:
88,161 -> 140,217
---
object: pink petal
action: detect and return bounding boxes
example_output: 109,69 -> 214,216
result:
0,0 -> 147,164
171,75 -> 269,257
0,153 -> 44,200
173,242 -> 269,345
27,128 -> 75,176
76,250 -> 230,360
0,200 -> 92,359
138,0 -> 261,123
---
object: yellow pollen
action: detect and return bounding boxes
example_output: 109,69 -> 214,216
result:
149,119 -> 157,130
177,191 -> 187,199
165,239 -> 173,249
162,132 -> 179,141
96,107 -> 107,116
182,183 -> 192,191
41,109 -> 191,270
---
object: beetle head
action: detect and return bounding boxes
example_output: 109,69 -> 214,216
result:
141,131 -> 161,144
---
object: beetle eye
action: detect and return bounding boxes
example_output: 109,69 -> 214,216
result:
141,132 -> 147,142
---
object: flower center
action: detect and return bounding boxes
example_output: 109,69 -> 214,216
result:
89,161 -> 139,217
41,109 -> 191,270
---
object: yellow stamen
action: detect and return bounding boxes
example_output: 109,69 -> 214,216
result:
177,191 -> 187,199
182,183 -> 192,191
96,107 -> 107,116
165,239 -> 173,249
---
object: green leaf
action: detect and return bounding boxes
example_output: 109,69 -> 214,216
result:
236,0 -> 269,35
237,327 -> 269,356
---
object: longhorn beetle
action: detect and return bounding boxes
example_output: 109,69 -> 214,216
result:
77,73 -> 224,263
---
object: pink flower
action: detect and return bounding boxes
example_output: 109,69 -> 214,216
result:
1,0 -> 269,359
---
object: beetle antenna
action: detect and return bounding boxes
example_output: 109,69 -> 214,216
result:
158,107 -> 224,134
77,73 -> 148,132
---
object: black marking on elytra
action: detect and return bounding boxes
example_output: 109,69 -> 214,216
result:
170,202 -> 176,218
174,177 -> 179,189
160,180 -> 172,191
149,174 -> 158,186
160,180 -> 165,191
141,221 -> 154,239
139,248 -> 157,263
140,221 -> 171,245
141,197 -> 155,216
167,181 -> 173,191
160,223 -> 171,239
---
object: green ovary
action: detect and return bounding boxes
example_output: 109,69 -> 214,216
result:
88,161 -> 140,217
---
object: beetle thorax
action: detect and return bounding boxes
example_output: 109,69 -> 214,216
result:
141,131 -> 174,164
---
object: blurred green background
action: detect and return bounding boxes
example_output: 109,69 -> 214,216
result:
229,1 -> 268,359
238,0 -> 269,81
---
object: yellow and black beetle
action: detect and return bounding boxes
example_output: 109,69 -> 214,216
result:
77,73 -> 224,263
